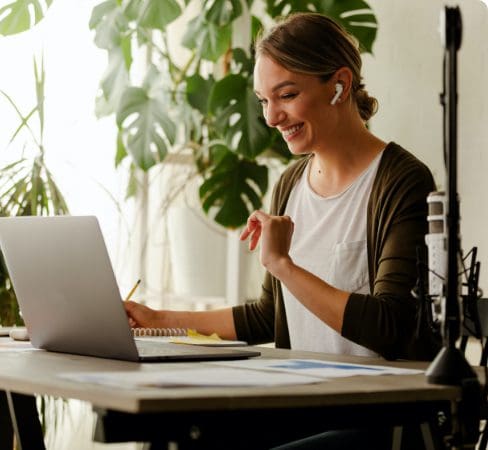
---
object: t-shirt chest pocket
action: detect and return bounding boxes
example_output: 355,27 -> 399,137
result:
328,240 -> 369,293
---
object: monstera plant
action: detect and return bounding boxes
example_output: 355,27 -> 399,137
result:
90,0 -> 378,228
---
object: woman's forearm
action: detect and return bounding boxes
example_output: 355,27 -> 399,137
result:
156,307 -> 238,340
272,257 -> 349,333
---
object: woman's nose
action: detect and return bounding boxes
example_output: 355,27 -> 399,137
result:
264,103 -> 285,128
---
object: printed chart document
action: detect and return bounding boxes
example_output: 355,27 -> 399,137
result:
60,358 -> 423,389
60,366 -> 324,388
210,359 -> 424,379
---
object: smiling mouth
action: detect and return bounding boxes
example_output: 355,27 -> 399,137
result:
281,124 -> 304,140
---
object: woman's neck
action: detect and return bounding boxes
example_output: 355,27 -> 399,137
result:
308,128 -> 386,198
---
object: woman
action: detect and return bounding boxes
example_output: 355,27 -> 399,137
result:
125,13 -> 440,449
125,12 -> 440,362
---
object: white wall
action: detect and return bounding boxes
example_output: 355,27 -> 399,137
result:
363,0 -> 488,292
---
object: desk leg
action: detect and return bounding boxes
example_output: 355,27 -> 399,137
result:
0,390 -> 14,449
6,392 -> 45,450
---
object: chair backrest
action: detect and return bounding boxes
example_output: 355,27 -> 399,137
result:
462,297 -> 488,366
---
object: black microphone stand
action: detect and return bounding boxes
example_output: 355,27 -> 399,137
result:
425,6 -> 481,448
425,6 -> 475,386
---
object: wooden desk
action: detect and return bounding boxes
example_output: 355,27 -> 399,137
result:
0,343 -> 473,449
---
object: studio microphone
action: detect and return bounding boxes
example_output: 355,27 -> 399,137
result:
425,191 -> 447,326
425,190 -> 465,333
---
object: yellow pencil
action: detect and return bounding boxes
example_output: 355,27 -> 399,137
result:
124,279 -> 141,302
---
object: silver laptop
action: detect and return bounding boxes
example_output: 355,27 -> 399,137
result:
0,215 -> 260,362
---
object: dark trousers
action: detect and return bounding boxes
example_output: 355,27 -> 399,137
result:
271,427 -> 393,450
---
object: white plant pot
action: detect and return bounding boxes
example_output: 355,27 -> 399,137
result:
167,206 -> 227,298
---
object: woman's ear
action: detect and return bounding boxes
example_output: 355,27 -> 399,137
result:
331,67 -> 353,104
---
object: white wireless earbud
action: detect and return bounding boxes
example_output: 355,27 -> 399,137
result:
330,83 -> 344,105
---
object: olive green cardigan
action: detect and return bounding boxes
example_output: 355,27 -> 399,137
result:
232,142 -> 441,361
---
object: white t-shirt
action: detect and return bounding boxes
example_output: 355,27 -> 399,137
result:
283,152 -> 383,356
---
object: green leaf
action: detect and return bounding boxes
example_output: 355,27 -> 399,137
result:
230,48 -> 253,76
316,0 -> 377,54
0,157 -> 69,217
95,46 -> 130,117
185,74 -> 215,115
251,15 -> 263,43
199,147 -> 268,228
115,129 -> 128,167
138,0 -> 182,30
89,0 -> 129,50
204,0 -> 242,26
182,14 -> 231,62
265,0 -> 311,17
33,56 -> 45,142
0,88 -> 38,145
265,0 -> 377,53
125,164 -> 139,200
209,74 -> 271,158
45,167 -> 69,214
0,0 -> 52,36
123,0 -> 142,21
116,66 -> 177,171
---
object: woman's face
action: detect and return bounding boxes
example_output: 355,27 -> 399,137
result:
253,54 -> 337,155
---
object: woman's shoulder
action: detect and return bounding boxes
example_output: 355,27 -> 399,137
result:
381,142 -> 431,171
379,142 -> 435,187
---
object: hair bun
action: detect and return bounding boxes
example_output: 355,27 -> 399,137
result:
355,88 -> 378,122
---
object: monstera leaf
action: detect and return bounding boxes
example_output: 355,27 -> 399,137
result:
116,66 -> 176,171
0,0 -> 52,36
90,1 -> 133,117
137,0 -> 182,31
89,0 -> 129,50
204,0 -> 243,26
209,73 -> 271,158
95,46 -> 131,117
182,14 -> 232,62
265,0 -> 377,53
199,145 -> 268,228
185,74 -> 216,115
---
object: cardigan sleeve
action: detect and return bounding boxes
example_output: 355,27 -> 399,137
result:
232,271 -> 276,344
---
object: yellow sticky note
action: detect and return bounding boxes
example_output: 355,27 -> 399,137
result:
187,329 -> 222,341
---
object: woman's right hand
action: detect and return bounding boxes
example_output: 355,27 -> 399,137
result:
240,210 -> 294,277
124,301 -> 165,328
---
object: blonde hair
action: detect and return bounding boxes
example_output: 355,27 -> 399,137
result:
255,13 -> 378,121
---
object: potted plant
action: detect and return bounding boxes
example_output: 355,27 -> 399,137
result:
89,0 -> 378,229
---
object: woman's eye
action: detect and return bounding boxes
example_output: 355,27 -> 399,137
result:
281,92 -> 297,100
257,98 -> 267,105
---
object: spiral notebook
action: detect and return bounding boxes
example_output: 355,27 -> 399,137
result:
0,215 -> 260,362
132,327 -> 248,347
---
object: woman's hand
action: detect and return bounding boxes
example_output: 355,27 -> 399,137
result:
240,210 -> 294,277
123,301 -> 164,328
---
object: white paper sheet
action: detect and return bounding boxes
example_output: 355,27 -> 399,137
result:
60,366 -> 324,388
